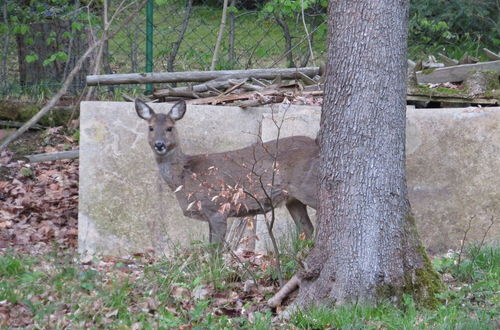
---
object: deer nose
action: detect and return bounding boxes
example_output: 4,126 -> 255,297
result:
155,141 -> 165,149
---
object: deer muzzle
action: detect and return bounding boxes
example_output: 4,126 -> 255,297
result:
154,141 -> 167,154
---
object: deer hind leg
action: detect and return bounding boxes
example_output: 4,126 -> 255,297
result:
207,213 -> 228,248
286,198 -> 314,239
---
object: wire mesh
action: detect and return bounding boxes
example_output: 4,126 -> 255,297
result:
0,0 -> 328,98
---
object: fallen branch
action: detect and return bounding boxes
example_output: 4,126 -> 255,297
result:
0,0 -> 148,152
233,95 -> 285,108
87,67 -> 320,86
437,53 -> 459,66
483,48 -> 500,61
22,150 -> 79,163
0,121 -> 44,130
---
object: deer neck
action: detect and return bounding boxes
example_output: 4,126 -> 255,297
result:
155,148 -> 186,190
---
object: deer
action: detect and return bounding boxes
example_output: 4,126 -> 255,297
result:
135,99 -> 319,248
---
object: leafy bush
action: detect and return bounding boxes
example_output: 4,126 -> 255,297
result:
409,0 -> 499,58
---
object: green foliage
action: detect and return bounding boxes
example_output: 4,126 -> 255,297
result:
433,244 -> 500,283
20,167 -> 34,177
261,0 -> 326,19
0,255 -> 32,277
409,0 -> 499,59
42,51 -> 69,66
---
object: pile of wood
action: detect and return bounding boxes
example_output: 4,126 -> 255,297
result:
87,49 -> 499,108
407,48 -> 500,106
90,67 -> 325,108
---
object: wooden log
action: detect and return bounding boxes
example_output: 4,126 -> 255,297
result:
407,94 -> 498,105
416,60 -> 500,84
22,150 -> 79,163
87,67 -> 320,86
458,52 -> 478,65
0,120 -> 44,130
233,95 -> 285,108
483,48 -> 500,61
437,53 -> 459,66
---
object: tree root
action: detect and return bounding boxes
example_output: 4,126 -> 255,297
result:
267,274 -> 301,307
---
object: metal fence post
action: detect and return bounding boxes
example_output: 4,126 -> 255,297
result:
145,0 -> 154,94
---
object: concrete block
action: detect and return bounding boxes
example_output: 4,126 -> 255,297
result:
78,101 -> 268,256
79,102 -> 499,256
255,106 -> 500,254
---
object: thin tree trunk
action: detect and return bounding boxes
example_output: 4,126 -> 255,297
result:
228,0 -> 236,66
277,0 -> 442,311
62,0 -> 80,81
102,0 -> 114,95
167,0 -> 193,72
210,0 -> 229,70
274,14 -> 295,68
1,0 -> 10,89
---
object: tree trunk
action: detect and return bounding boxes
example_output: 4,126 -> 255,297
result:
228,0 -> 236,66
289,0 -> 442,310
274,14 -> 295,68
167,0 -> 193,72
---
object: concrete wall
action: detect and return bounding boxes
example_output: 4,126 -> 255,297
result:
79,102 -> 499,256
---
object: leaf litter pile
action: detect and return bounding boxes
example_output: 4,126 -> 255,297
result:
0,128 -> 78,253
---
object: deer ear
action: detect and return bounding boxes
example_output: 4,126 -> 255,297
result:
135,99 -> 155,120
169,100 -> 186,121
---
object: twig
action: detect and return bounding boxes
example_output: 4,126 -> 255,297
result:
457,215 -> 474,266
469,216 -> 496,264
222,79 -> 247,95
0,0 -> 148,152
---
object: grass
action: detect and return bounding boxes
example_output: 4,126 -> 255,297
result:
108,3 -> 326,75
1,243 -> 498,328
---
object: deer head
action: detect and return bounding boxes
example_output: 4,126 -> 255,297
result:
135,99 -> 186,156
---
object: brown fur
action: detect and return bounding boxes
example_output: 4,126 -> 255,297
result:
135,99 -> 319,247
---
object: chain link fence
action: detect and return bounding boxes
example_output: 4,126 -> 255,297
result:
0,0 -> 327,98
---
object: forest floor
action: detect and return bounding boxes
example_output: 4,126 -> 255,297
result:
0,128 -> 498,328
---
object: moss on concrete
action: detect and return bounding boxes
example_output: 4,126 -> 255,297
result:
0,100 -> 72,126
414,84 -> 467,97
17,106 -> 72,127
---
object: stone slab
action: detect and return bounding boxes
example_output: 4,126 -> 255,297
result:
78,101 -> 268,256
79,102 -> 500,256
255,106 -> 500,254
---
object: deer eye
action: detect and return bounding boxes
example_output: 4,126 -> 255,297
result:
166,127 -> 173,132
149,126 -> 154,132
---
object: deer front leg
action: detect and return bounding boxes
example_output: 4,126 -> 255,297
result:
207,213 -> 228,248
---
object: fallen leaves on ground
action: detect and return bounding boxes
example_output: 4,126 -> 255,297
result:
0,129 -> 78,254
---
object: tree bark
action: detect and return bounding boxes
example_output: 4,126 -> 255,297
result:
287,0 -> 442,310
